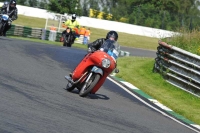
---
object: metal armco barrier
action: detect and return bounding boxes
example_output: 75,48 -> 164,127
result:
7,25 -> 43,39
153,41 -> 200,98
119,50 -> 130,57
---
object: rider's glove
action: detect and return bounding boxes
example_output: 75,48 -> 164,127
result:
88,47 -> 96,53
8,19 -> 12,25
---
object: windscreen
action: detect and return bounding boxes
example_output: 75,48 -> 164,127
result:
100,39 -> 120,60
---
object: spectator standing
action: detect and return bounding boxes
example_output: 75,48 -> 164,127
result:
79,26 -> 86,35
83,28 -> 90,45
50,24 -> 57,31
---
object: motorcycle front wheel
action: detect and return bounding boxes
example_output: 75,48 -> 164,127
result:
0,23 -> 5,35
79,73 -> 101,97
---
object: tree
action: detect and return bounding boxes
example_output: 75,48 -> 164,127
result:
27,0 -> 38,7
48,0 -> 81,15
39,0 -> 48,9
17,0 -> 27,5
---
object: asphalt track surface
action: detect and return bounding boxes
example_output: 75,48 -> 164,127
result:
0,37 -> 198,133
120,46 -> 157,58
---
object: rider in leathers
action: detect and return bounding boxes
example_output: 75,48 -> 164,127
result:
88,30 -> 120,53
61,27 -> 74,46
0,0 -> 18,36
87,30 -> 120,72
69,31 -> 120,78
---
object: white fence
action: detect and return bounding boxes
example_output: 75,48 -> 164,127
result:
0,2 -> 177,38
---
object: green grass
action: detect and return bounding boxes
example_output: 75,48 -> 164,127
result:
10,15 -> 200,125
163,29 -> 200,55
12,15 -> 159,50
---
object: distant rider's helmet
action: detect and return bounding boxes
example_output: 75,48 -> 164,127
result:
9,0 -> 16,9
106,31 -> 118,41
71,14 -> 76,22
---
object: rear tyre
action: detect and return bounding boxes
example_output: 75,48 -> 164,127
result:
79,74 -> 101,97
63,42 -> 67,46
66,42 -> 71,47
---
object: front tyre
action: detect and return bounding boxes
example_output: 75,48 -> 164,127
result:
79,74 -> 101,97
0,23 -> 5,35
67,42 -> 72,47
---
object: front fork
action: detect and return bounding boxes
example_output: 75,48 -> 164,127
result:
91,66 -> 103,76
81,66 -> 103,86
65,66 -> 103,83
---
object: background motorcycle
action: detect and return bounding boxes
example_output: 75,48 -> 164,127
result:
0,12 -> 13,36
60,34 -> 73,47
62,34 -> 73,47
65,40 -> 119,97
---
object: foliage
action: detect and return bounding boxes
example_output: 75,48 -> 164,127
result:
80,0 -> 200,31
47,0 -> 81,15
2,0 -> 200,31
163,28 -> 200,55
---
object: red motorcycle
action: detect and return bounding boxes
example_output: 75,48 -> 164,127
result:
65,40 -> 120,97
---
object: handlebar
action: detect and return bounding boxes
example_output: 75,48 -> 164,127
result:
0,9 -> 15,17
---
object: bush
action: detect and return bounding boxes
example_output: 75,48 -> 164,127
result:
163,28 -> 200,55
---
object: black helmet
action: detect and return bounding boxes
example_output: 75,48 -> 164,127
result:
72,14 -> 76,20
106,31 -> 118,41
9,0 -> 16,8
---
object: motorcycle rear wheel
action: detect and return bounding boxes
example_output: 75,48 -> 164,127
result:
63,41 -> 72,47
79,73 -> 101,97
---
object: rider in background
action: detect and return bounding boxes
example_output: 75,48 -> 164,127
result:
64,14 -> 80,43
61,27 -> 73,45
0,0 -> 18,36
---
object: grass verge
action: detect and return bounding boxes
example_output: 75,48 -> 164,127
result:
163,29 -> 200,55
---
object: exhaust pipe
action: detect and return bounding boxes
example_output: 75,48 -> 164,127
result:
64,71 -> 88,84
